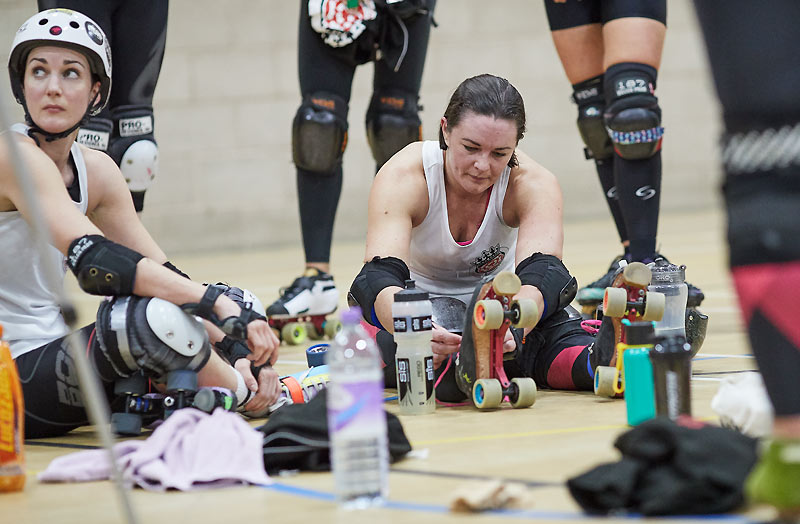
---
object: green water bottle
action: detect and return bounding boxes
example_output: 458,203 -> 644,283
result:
622,321 -> 656,426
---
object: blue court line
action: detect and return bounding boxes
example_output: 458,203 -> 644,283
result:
260,482 -> 758,522
25,441 -> 99,450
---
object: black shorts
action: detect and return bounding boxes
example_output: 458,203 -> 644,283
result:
14,324 -> 118,438
544,0 -> 667,31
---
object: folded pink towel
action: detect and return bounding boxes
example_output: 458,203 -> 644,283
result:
38,408 -> 270,491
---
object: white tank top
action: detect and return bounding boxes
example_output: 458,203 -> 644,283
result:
0,124 -> 89,358
409,141 -> 517,304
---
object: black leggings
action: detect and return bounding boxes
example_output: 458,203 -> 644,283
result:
37,0 -> 168,114
296,1 -> 435,264
695,0 -> 800,416
544,0 -> 666,31
15,324 -> 119,438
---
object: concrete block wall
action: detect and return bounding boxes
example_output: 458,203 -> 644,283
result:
0,1 -> 723,254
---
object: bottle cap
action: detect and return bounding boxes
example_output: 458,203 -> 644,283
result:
650,261 -> 686,284
340,306 -> 362,324
622,320 -> 655,345
393,279 -> 430,302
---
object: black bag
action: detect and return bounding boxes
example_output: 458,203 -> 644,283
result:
567,417 -> 758,516
258,389 -> 412,474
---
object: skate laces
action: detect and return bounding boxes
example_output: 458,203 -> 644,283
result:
278,276 -> 314,300
581,319 -> 602,335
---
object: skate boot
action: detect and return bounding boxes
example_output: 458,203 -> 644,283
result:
592,262 -> 664,398
241,365 -> 330,418
746,439 -> 800,522
456,272 -> 538,410
266,268 -> 341,345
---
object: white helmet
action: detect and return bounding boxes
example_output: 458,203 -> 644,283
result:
8,9 -> 112,116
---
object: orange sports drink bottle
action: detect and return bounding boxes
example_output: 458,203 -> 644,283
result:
0,324 -> 25,493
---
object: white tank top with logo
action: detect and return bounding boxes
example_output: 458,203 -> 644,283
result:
409,140 -> 518,305
0,124 -> 89,358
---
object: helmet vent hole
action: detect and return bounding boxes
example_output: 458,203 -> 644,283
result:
70,21 -> 79,29
38,18 -> 48,25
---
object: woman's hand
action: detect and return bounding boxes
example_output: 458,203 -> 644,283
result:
431,323 -> 461,369
235,360 -> 282,413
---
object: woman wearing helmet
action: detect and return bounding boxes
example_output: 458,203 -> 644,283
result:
0,9 -> 280,437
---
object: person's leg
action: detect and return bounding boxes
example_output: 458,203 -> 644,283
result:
601,7 -> 666,262
103,0 -> 168,212
512,308 -> 597,391
368,3 -> 435,170
16,324 -> 114,438
695,1 -> 800,514
267,2 -> 358,319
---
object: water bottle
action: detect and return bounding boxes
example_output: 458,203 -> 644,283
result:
392,280 -> 434,415
326,307 -> 388,508
621,321 -> 656,426
0,326 -> 25,492
648,262 -> 688,339
650,335 -> 693,420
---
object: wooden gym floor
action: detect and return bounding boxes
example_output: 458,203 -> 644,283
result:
3,207 -> 776,524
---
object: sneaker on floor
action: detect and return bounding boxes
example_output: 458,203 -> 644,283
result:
576,255 -> 627,307
266,268 -> 339,318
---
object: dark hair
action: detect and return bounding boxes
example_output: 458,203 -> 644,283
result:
438,74 -> 526,167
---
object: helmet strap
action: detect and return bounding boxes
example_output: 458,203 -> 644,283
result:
22,99 -> 92,143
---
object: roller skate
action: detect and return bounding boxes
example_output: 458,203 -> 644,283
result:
266,268 -> 341,345
746,439 -> 800,523
456,272 -> 539,410
111,371 -> 161,436
593,262 -> 664,398
578,253 -> 706,319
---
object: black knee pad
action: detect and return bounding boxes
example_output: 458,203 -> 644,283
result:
603,63 -> 664,160
292,92 -> 349,174
108,105 -> 158,212
76,116 -> 113,152
725,173 -> 800,267
366,90 -> 422,167
349,256 -> 411,326
95,296 -> 211,378
572,75 -> 613,161
516,253 -> 578,321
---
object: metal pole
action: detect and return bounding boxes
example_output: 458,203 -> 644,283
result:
1,97 -> 138,524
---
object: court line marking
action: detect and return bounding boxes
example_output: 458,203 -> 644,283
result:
262,482 -> 757,522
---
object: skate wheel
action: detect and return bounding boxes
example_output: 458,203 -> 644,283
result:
594,366 -> 617,398
281,322 -> 307,345
642,291 -> 665,322
622,262 -> 652,287
603,287 -> 628,318
111,412 -> 142,436
491,272 -> 522,296
166,369 -> 198,393
474,299 -> 504,330
323,319 -> 342,339
473,378 -> 502,410
510,299 -> 538,329
306,343 -> 329,367
509,377 -> 537,408
305,323 -> 322,340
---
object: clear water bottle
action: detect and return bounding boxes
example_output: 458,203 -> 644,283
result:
392,280 -> 435,415
648,262 -> 688,339
326,307 -> 388,508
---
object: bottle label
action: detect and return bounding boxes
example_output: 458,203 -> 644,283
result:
393,315 -> 432,333
327,379 -> 385,434
396,355 -> 435,412
0,368 -> 15,453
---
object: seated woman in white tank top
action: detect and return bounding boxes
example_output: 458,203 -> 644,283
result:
0,10 -> 280,436
349,74 -> 619,401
